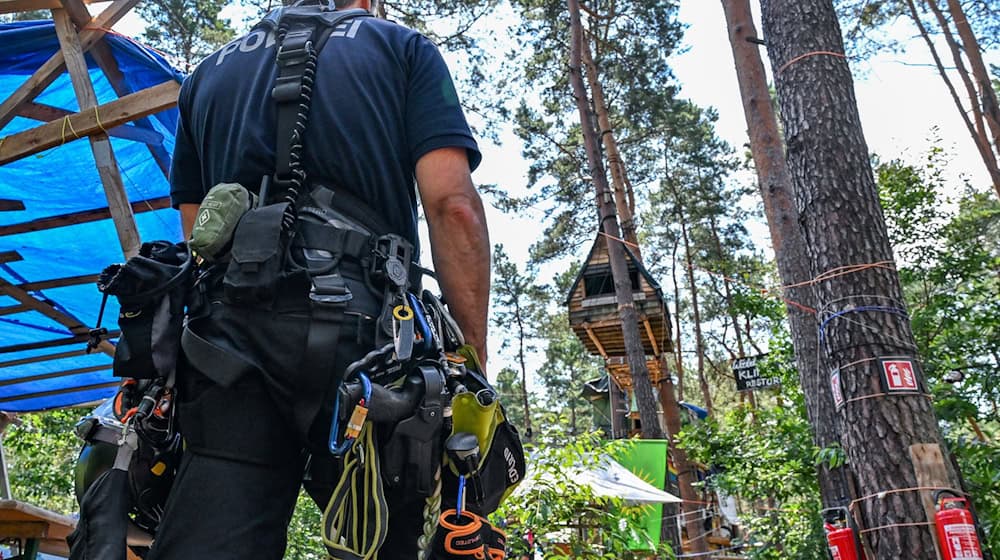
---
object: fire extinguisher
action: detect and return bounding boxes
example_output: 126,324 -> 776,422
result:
822,507 -> 867,560
934,490 -> 985,560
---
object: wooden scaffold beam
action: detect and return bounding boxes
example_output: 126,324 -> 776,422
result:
0,0 -> 139,130
52,7 -> 140,258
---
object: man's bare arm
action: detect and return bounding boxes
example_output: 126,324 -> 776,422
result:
416,147 -> 490,366
180,203 -> 199,240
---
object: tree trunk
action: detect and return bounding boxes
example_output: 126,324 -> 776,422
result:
944,0 -> 1000,149
673,186 -> 713,415
721,0 -> 849,508
707,214 -> 747,357
760,1 -> 964,558
568,0 -> 663,441
515,309 -> 533,439
581,37 -> 640,257
912,0 -> 1000,197
658,358 -> 710,556
670,235 -> 686,403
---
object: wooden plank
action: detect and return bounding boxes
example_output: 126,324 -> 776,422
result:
0,304 -> 28,316
0,278 -> 115,356
0,0 -> 105,14
0,200 -> 25,212
0,251 -> 23,263
0,331 -> 117,354
0,81 -> 180,166
18,101 -> 165,145
0,380 -> 119,404
0,363 -> 111,387
0,0 -> 139,128
0,520 -> 48,538
53,8 -> 140,260
17,273 -> 98,292
643,318 -> 660,356
584,326 -> 608,359
60,0 -> 172,178
0,196 -> 170,236
0,348 -> 86,368
910,443 -> 951,560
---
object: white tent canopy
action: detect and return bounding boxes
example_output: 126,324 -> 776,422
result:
515,455 -> 681,504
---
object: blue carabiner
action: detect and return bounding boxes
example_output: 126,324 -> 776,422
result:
407,293 -> 433,353
328,371 -> 372,456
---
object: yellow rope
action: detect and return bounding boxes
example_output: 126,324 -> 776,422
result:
60,115 -> 81,144
93,104 -> 107,133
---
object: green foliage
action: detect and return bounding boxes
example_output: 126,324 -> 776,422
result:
508,0 -> 684,262
947,432 -> 1000,557
675,331 -> 826,559
495,431 -> 672,559
534,264 -> 603,435
0,9 -> 47,22
137,0 -> 236,72
676,401 -> 827,560
3,409 -> 83,514
876,149 -> 1000,555
285,490 -> 325,559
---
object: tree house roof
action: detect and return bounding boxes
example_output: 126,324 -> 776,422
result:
565,233 -> 673,359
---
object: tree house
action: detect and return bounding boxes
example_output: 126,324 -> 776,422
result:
565,233 -> 673,390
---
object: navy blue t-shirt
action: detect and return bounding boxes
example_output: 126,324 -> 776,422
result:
169,8 -> 482,252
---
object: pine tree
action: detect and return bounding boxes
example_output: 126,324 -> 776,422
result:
720,0 -> 847,507
137,0 -> 236,72
760,0 -> 966,556
491,244 -> 545,439
836,0 -> 1000,198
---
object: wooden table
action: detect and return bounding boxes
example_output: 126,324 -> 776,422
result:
0,499 -> 75,558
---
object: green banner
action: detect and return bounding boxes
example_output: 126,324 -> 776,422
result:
614,439 -> 670,552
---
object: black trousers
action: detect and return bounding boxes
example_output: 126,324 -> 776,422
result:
147,275 -> 424,559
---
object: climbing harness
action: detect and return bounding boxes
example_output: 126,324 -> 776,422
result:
73,4 -> 524,559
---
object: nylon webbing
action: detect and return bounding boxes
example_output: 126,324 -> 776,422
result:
322,423 -> 389,560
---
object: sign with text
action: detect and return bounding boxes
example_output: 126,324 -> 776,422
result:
879,358 -> 922,393
830,369 -> 845,409
733,354 -> 780,392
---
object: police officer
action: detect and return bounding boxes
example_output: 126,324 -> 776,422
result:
149,0 -> 490,556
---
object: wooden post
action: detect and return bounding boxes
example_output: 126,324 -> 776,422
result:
0,0 -> 139,129
52,8 -> 140,259
59,0 -> 172,177
0,413 -> 13,500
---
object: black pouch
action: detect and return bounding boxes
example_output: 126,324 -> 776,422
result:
99,241 -> 192,380
223,202 -> 292,305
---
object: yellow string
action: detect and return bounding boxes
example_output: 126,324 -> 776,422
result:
60,115 -> 82,144
93,104 -> 107,133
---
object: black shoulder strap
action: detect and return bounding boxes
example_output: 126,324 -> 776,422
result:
271,8 -> 373,194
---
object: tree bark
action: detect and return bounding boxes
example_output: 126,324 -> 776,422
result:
670,228 -> 686,403
673,184 -> 714,415
760,1 -> 964,557
568,0 -> 663,441
943,0 -> 1000,149
906,0 -> 1000,196
658,358 -> 710,556
721,0 -> 849,508
515,304 -> 533,438
581,37 -> 641,258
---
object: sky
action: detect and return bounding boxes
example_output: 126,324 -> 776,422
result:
108,2 -> 998,379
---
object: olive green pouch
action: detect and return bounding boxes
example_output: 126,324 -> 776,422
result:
189,183 -> 256,263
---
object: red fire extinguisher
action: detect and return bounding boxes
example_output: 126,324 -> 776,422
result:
822,507 -> 867,560
934,490 -> 985,560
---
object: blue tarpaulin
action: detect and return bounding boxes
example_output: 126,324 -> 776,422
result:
0,21 -> 184,412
